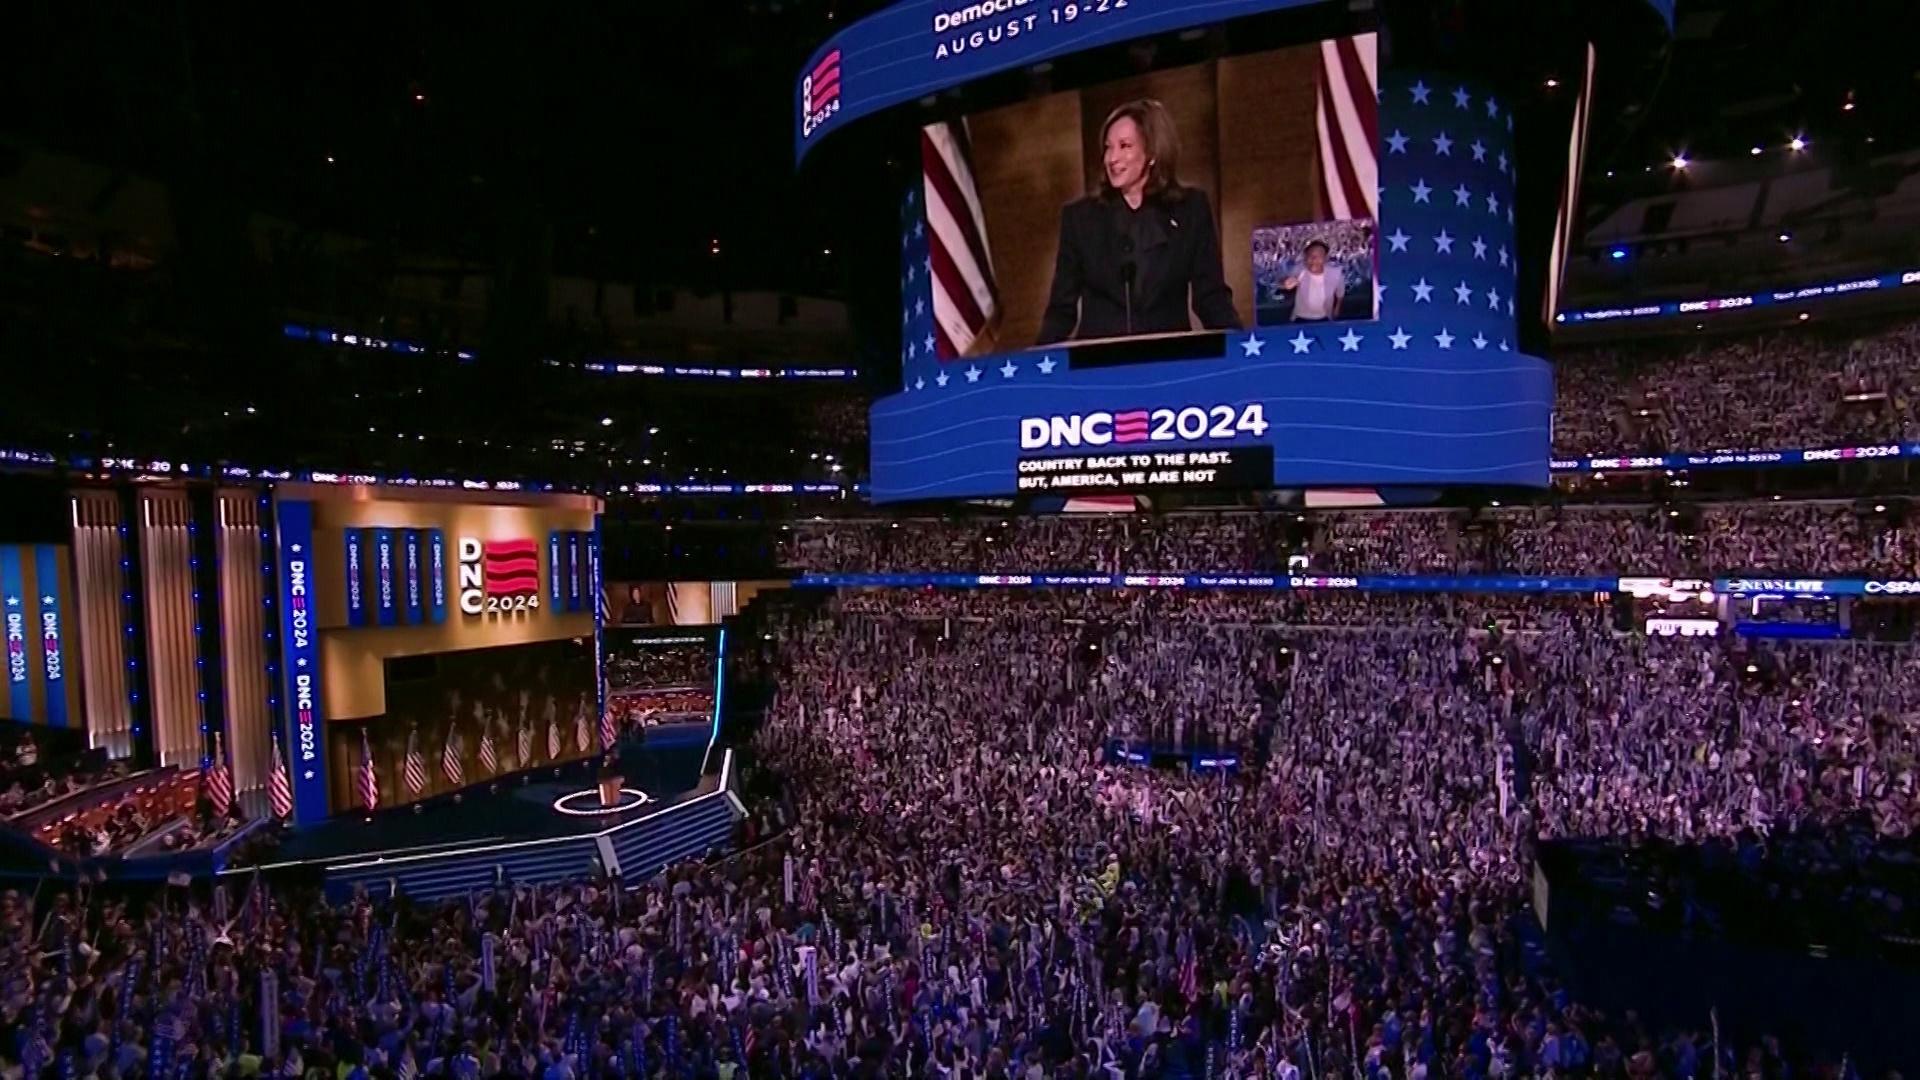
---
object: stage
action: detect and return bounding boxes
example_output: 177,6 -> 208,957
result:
235,729 -> 743,903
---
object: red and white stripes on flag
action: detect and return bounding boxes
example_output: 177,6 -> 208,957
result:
1315,33 -> 1380,222
923,120 -> 1000,359
403,728 -> 428,798
358,731 -> 380,812
547,716 -> 562,762
203,734 -> 233,819
442,725 -> 464,787
598,704 -> 617,753
478,726 -> 499,775
268,737 -> 293,819
518,721 -> 533,768
574,705 -> 591,755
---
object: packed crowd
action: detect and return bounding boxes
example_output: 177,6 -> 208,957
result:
6,589 -> 1911,1079
1552,318 -> 1920,456
780,502 -> 1919,579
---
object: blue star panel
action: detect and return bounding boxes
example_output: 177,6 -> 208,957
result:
875,69 -> 1551,502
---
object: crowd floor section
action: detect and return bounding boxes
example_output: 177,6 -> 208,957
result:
793,572 -> 1901,598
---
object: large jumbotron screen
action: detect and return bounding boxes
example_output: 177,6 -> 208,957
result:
809,4 -> 1560,503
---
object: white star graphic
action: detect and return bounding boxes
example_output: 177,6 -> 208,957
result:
924,257 -> 932,274
291,544 -> 303,554
1471,237 -> 1488,260
1452,86 -> 1471,109
1433,229 -> 1455,254
925,333 -> 935,352
1386,130 -> 1409,154
1497,246 -> 1510,267
914,298 -> 926,316
297,658 -> 308,668
1373,280 -> 1384,310
1486,192 -> 1501,216
1472,333 -> 1489,350
1508,297 -> 1515,315
936,369 -> 950,387
907,342 -> 917,359
1432,132 -> 1453,156
3,597 -> 16,607
1434,329 -> 1455,349
1470,139 -> 1487,163
1497,151 -> 1509,173
999,359 -> 1018,378
905,265 -> 916,282
1037,357 -> 1057,374
1411,278 -> 1435,303
1453,184 -> 1472,207
1338,329 -> 1363,352
1453,281 -> 1473,305
1499,339 -> 1511,352
965,366 -> 982,383
303,770 -> 315,781
1507,205 -> 1514,223
41,596 -> 52,605
1410,80 -> 1431,104
1388,327 -> 1411,350
1289,332 -> 1314,354
914,220 -> 925,238
1386,229 -> 1411,252
915,377 -> 926,391
1410,179 -> 1432,203
1485,96 -> 1500,119
1240,335 -> 1266,358
1487,287 -> 1503,310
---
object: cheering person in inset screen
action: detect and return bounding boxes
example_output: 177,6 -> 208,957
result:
1281,239 -> 1343,322
1037,99 -> 1239,345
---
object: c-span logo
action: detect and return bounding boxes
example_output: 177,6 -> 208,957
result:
801,50 -> 842,139
457,538 -> 542,616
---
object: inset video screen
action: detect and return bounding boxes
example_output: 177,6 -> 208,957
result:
879,32 -> 1552,502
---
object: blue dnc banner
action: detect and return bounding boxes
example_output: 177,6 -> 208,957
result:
373,529 -> 397,627
275,501 -> 330,826
428,530 -> 447,624
33,546 -> 67,728
0,548 -> 28,722
795,0 -> 1326,160
403,530 -> 424,625
344,529 -> 367,626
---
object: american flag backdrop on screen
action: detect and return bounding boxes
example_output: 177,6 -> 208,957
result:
358,730 -> 380,812
920,120 -> 1000,359
268,736 -> 293,819
203,734 -> 233,819
1316,34 -> 1381,221
403,727 -> 427,798
599,702 -> 617,753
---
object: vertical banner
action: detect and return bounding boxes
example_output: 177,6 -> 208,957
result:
0,548 -> 28,722
373,529 -> 397,627
428,529 -> 447,624
275,501 -> 330,826
567,533 -> 584,613
403,530 -> 424,625
32,546 -> 68,728
260,969 -> 280,1058
591,524 -> 604,744
548,532 -> 563,608
344,529 -> 367,627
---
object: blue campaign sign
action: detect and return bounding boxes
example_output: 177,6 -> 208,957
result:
344,530 -> 367,626
428,530 -> 447,624
275,501 -> 330,826
32,546 -> 67,728
373,529 -> 397,627
0,548 -> 29,722
403,531 -> 424,625
549,532 -> 564,608
796,0 -> 1328,161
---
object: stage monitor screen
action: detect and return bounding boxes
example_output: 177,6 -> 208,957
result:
877,33 -> 1553,501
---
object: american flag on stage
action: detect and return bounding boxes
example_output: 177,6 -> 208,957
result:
1316,34 -> 1381,222
547,714 -> 562,762
478,723 -> 499,775
358,730 -> 380,812
573,703 -> 591,755
598,701 -> 617,753
919,120 -> 1000,359
203,734 -> 234,819
442,724 -> 464,787
268,736 -> 293,819
518,719 -> 533,768
403,727 -> 428,798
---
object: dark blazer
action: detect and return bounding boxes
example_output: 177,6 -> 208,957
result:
1036,186 -> 1240,345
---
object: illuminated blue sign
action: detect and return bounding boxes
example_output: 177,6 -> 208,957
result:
276,501 -> 330,826
0,548 -> 28,721
345,529 -> 367,626
373,529 -> 397,627
428,530 -> 447,624
33,546 -> 66,728
403,530 -> 424,625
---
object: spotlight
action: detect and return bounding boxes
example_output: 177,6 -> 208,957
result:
1798,312 -> 1810,321
1749,146 -> 1763,156
600,417 -> 614,427
1788,136 -> 1808,152
1609,247 -> 1629,261
1670,154 -> 1689,170
1544,77 -> 1559,89
1778,232 -> 1792,242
